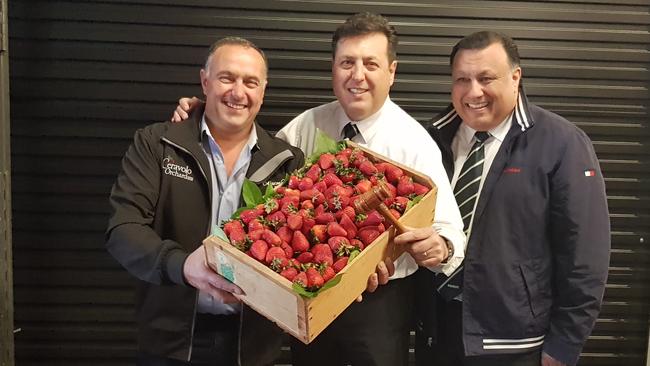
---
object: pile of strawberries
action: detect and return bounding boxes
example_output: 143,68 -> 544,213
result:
222,146 -> 430,293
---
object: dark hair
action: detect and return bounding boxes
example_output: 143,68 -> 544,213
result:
204,37 -> 268,75
450,31 -> 520,68
331,12 -> 398,62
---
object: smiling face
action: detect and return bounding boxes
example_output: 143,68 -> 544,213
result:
451,42 -> 521,131
200,44 -> 267,134
332,32 -> 396,121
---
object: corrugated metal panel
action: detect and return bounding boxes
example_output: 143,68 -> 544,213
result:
7,0 -> 649,365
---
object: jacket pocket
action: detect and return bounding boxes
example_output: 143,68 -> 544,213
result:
518,260 -> 552,318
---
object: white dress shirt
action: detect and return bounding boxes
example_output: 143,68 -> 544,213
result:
451,113 -> 513,239
277,98 -> 466,277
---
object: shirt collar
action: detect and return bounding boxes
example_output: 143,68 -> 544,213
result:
458,111 -> 513,146
336,97 -> 391,142
200,114 -> 258,156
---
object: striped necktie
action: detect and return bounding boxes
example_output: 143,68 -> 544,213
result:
342,122 -> 360,140
436,131 -> 490,300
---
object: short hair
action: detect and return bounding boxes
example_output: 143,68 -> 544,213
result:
203,37 -> 268,76
450,31 -> 520,69
331,12 -> 398,63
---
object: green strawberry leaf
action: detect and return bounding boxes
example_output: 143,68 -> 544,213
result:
316,273 -> 342,293
349,249 -> 361,262
306,129 -> 340,164
292,283 -> 318,298
242,179 -> 263,207
405,194 -> 424,212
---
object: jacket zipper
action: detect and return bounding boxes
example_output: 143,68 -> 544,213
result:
161,137 -> 211,362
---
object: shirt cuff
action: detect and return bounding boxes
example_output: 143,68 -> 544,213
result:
427,228 -> 465,276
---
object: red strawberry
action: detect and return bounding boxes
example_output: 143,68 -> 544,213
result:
291,231 -> 310,253
280,267 -> 298,281
335,205 -> 356,221
284,188 -> 301,198
355,179 -> 372,194
305,164 -> 321,182
306,267 -> 324,290
337,147 -> 353,158
250,240 -> 269,262
266,211 -> 286,228
288,175 -> 300,189
293,271 -> 308,288
280,242 -> 294,259
263,198 -> 279,214
350,238 -> 365,251
327,236 -> 351,254
298,177 -> 314,191
374,162 -> 388,174
262,229 -> 283,247
325,184 -> 351,199
265,246 -> 287,265
296,251 -> 314,264
321,265 -> 336,282
339,170 -> 357,184
315,212 -> 336,225
327,195 -> 350,212
314,203 -> 327,217
338,213 -> 357,240
300,200 -> 315,210
248,229 -> 265,241
275,186 -> 286,195
327,222 -> 348,237
358,160 -> 378,177
397,175 -> 415,196
384,182 -> 397,198
389,208 -> 401,220
311,243 -> 334,266
280,202 -> 298,217
332,256 -> 349,273
413,182 -> 430,196
312,181 -> 328,193
247,218 -> 267,232
300,217 -> 316,237
228,229 -> 248,248
310,224 -> 328,243
223,220 -> 244,237
392,196 -> 409,213
322,172 -> 343,187
384,164 -> 404,184
318,153 -> 336,170
286,213 -> 303,230
357,211 -> 384,227
276,226 -> 293,243
240,207 -> 263,224
358,228 -> 381,246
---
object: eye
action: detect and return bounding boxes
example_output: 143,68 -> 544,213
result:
340,60 -> 354,69
245,79 -> 261,88
454,77 -> 469,83
365,62 -> 379,71
479,76 -> 496,84
218,76 -> 234,84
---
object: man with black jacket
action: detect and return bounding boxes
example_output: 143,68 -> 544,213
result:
414,31 -> 610,366
106,37 -> 304,365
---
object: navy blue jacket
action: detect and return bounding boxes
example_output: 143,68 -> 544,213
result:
424,88 -> 610,365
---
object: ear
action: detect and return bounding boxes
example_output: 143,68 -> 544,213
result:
512,66 -> 522,89
200,69 -> 209,96
388,60 -> 397,86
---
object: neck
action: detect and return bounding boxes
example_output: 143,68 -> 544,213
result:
205,116 -> 254,177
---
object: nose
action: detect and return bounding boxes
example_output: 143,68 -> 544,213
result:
351,64 -> 365,82
231,80 -> 245,99
467,79 -> 483,98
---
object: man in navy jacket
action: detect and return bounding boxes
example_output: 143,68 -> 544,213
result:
414,31 -> 610,366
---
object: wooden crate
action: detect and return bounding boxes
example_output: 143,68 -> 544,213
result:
204,142 -> 437,344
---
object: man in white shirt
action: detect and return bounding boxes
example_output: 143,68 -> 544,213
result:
172,12 -> 465,366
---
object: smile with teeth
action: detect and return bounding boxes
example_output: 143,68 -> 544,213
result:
466,101 -> 489,109
225,101 -> 246,110
348,88 -> 368,95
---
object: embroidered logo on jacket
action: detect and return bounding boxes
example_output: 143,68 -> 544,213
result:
503,167 -> 521,174
162,156 -> 194,181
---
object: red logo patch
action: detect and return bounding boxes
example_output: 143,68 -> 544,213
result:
503,167 -> 521,174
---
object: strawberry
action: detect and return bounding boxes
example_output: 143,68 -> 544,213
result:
357,211 -> 384,227
311,243 -> 334,266
266,211 -> 286,228
275,186 -> 286,195
296,251 -> 314,264
374,162 -> 388,174
247,218 -> 267,232
223,220 -> 244,237
286,213 -> 303,230
332,256 -> 349,273
339,170 -> 358,184
262,229 -> 283,247
265,246 -> 287,265
280,202 -> 298,217
305,164 -> 321,182
298,177 -> 314,191
263,198 -> 279,214
300,200 -> 315,210
392,196 -> 409,213
397,175 -> 415,196
335,205 -> 356,221
300,217 -> 316,237
321,265 -> 336,282
327,195 -> 350,212
413,182 -> 430,196
322,172 -> 343,187
284,188 -> 301,198
384,164 -> 404,184
327,236 -> 351,254
312,181 -> 328,193
350,238 -> 365,251
337,147 -> 353,159
314,203 -> 327,217
389,208 -> 401,220
310,224 -> 328,243
338,213 -> 357,240
334,154 -> 350,169
250,240 -> 269,262
248,229 -> 265,241
354,179 -> 372,194
358,160 -> 378,177
293,271 -> 308,288
275,226 -> 293,243
288,175 -> 300,189
291,230 -> 310,253
280,267 -> 298,281
280,242 -> 294,259
325,184 -> 351,199
315,212 -> 336,225
306,267 -> 324,290
327,222 -> 348,237
384,182 -> 397,198
239,207 -> 263,224
358,228 -> 381,246
318,153 -> 336,170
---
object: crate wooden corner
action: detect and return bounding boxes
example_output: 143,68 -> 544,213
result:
204,144 -> 437,344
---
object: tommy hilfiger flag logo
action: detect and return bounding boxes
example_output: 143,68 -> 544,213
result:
584,169 -> 596,177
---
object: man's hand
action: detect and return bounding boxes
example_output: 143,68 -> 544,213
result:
183,245 -> 243,304
393,226 -> 449,267
541,352 -> 567,366
171,96 -> 202,122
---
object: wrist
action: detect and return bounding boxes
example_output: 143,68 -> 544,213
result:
442,238 -> 454,263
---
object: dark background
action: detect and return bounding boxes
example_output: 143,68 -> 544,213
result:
7,1 -> 650,365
